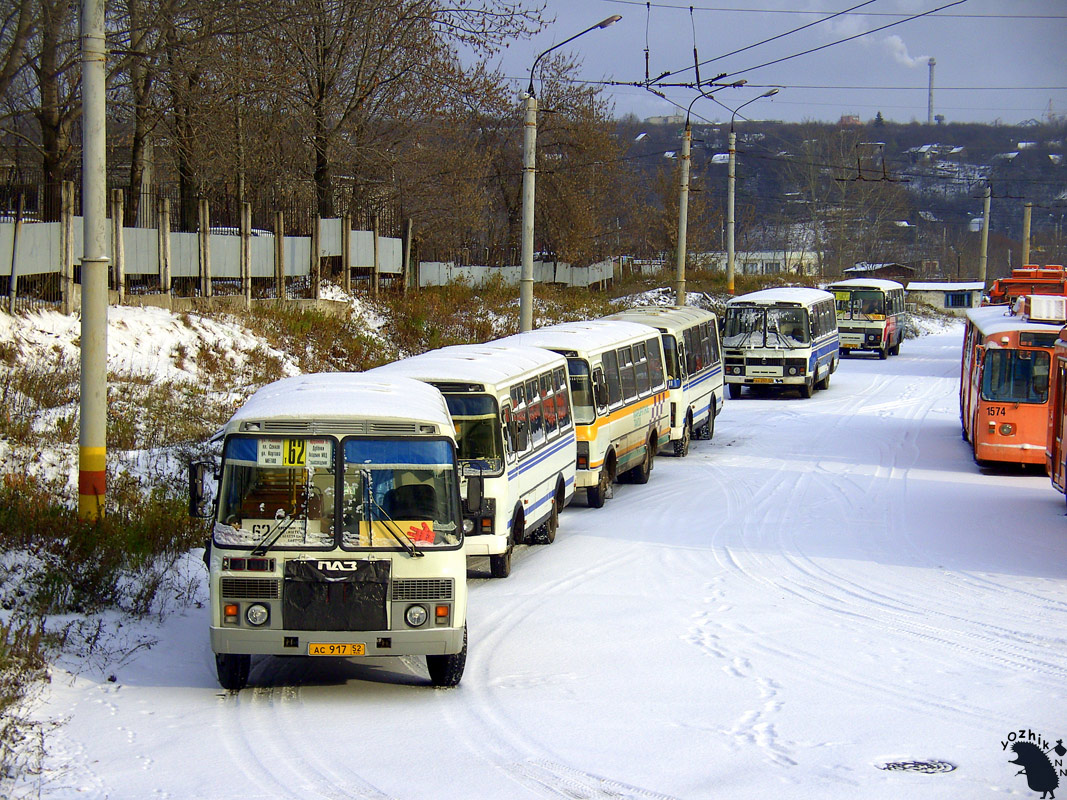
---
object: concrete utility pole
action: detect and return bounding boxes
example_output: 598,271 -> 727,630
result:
978,184 -> 991,286
723,89 -> 779,296
674,124 -> 690,307
519,15 -> 621,332
1022,202 -> 1032,266
78,0 -> 109,520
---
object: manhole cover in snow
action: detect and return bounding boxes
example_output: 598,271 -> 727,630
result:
876,760 -> 956,774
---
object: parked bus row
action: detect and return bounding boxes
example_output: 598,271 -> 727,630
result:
188,304 -> 729,690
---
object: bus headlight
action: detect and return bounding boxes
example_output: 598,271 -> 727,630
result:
999,423 -> 1016,436
462,518 -> 475,534
245,604 -> 269,627
405,605 -> 428,627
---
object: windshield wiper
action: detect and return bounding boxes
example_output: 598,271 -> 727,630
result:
361,470 -> 423,558
251,510 -> 299,556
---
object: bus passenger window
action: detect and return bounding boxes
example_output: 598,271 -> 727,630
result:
542,373 -> 558,435
602,350 -> 622,406
619,346 -> 637,401
527,378 -> 544,446
646,338 -> 665,389
634,342 -> 651,394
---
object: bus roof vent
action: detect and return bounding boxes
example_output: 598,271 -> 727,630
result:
367,421 -> 420,435
1022,295 -> 1067,324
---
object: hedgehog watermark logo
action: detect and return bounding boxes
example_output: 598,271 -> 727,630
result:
1001,729 -> 1066,799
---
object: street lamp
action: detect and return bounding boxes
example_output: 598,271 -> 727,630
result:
714,88 -> 779,295
519,15 -> 621,332
674,80 -> 745,307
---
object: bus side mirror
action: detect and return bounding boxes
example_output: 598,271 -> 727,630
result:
513,422 -> 529,452
466,475 -> 483,514
594,371 -> 608,408
189,461 -> 215,518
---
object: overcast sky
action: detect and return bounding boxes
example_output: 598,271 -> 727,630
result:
484,0 -> 1067,127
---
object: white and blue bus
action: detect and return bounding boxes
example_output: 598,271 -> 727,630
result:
723,287 -> 839,399
370,344 -> 576,578
497,320 -> 670,507
191,373 -> 469,690
604,306 -> 724,456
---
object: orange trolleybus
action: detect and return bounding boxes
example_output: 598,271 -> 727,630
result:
961,295 -> 1065,467
1046,324 -> 1067,501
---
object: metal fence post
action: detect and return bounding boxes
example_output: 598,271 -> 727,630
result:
7,194 -> 24,312
159,197 -> 172,305
241,201 -> 252,309
341,213 -> 351,294
111,188 -> 125,304
274,210 -> 285,299
61,181 -> 74,315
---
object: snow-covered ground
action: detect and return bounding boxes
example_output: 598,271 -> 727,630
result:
18,324 -> 1067,799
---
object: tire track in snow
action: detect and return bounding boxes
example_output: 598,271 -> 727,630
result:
440,544 -> 682,799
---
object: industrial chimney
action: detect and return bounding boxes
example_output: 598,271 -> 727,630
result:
927,57 -> 935,125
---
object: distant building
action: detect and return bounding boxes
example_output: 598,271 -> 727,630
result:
697,250 -> 820,276
838,115 -> 862,127
906,281 -> 985,315
844,262 -> 917,282
644,114 -> 685,126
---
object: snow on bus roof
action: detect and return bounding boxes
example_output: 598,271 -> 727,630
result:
827,278 -> 904,291
726,287 -> 834,306
229,372 -> 453,428
964,304 -> 1066,337
367,343 -> 565,386
495,319 -> 659,352
603,305 -> 718,327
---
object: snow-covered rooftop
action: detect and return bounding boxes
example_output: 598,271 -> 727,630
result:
496,319 -> 660,353
368,344 -> 565,387
726,287 -> 834,306
828,278 -> 904,292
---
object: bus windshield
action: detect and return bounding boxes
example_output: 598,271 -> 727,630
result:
214,436 -> 460,550
724,307 -> 809,349
567,358 -> 596,424
444,394 -> 504,474
215,435 -> 337,549
837,290 -> 885,320
981,349 -> 1050,404
340,438 -> 459,550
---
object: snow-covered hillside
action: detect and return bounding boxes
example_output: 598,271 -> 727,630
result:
10,316 -> 1065,799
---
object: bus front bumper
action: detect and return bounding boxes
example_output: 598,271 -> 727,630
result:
211,625 -> 466,657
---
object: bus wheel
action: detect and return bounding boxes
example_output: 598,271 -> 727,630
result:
728,382 -> 742,400
890,340 -> 901,356
216,653 -> 250,691
673,416 -> 692,457
817,369 -> 831,391
587,465 -> 612,508
427,626 -> 466,688
489,546 -> 512,578
878,344 -> 888,360
697,408 -> 714,440
799,374 -> 814,398
631,438 -> 654,485
536,496 -> 558,545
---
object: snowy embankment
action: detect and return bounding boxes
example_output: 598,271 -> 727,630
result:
11,317 -> 1065,800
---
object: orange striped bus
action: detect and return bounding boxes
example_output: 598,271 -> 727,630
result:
961,296 -> 1065,467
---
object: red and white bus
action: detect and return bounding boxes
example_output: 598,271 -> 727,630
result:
1046,325 -> 1067,500
961,295 -> 1065,467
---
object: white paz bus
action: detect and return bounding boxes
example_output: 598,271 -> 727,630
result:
190,373 -> 469,690
498,320 -> 670,507
723,287 -> 839,398
604,306 -> 724,456
370,344 -> 576,579
827,278 -> 907,359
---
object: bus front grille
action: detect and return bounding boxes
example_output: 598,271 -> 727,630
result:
392,579 -> 453,601
220,578 -> 281,599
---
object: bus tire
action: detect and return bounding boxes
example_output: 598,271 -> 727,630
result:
535,495 -> 558,545
800,374 -> 814,398
697,407 -> 714,440
427,626 -> 466,688
879,344 -> 888,360
630,438 -> 655,485
728,382 -> 742,400
587,460 -> 613,508
673,416 -> 692,457
216,653 -> 250,691
489,546 -> 512,578
890,339 -> 901,356
817,369 -> 831,391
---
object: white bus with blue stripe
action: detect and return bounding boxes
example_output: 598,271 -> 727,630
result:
604,306 -> 724,456
370,345 -> 576,578
723,287 -> 840,399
